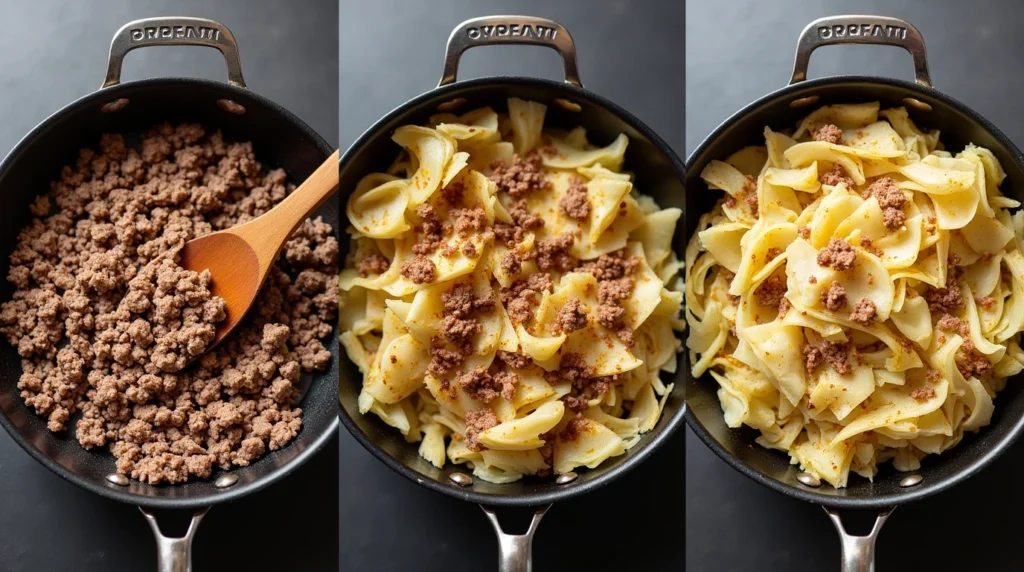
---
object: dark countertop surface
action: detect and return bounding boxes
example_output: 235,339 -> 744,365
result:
0,1 -> 338,571
686,1 -> 1024,571
339,1 -> 685,571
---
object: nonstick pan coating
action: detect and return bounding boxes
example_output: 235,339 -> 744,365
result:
337,76 -> 688,506
0,78 -> 340,510
684,76 -> 1024,510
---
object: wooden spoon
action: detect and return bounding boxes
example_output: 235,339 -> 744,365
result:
180,149 -> 339,347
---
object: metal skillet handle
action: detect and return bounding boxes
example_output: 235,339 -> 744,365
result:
140,507 -> 208,572
824,507 -> 892,572
790,15 -> 931,87
438,16 -> 582,88
102,16 -> 246,89
481,505 -> 550,572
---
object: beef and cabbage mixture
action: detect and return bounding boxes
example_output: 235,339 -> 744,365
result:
0,124 -> 338,484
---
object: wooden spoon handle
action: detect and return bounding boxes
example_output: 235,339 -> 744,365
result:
234,150 -> 339,270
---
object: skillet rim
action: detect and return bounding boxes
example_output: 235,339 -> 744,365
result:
336,74 -> 688,507
0,76 -> 340,510
684,74 -> 1024,510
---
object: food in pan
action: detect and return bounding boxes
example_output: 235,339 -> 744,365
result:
339,98 -> 684,483
0,124 -> 338,484
685,102 -> 1024,488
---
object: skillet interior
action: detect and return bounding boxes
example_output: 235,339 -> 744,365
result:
685,77 -> 1024,510
0,79 -> 339,509
338,76 -> 687,506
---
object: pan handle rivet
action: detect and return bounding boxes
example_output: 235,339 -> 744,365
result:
900,474 -> 923,487
796,472 -> 821,488
106,473 -> 130,486
555,471 -> 578,485
215,474 -> 239,488
101,98 -> 130,113
449,472 -> 473,487
216,99 -> 247,115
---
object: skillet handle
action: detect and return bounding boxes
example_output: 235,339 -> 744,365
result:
480,505 -> 550,572
438,16 -> 582,88
102,17 -> 246,89
824,507 -> 892,572
139,507 -> 209,572
790,15 -> 931,87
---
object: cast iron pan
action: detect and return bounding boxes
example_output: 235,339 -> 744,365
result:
685,15 -> 1024,571
337,15 -> 687,572
0,17 -> 339,571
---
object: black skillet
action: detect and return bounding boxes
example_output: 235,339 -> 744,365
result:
0,17 -> 339,571
685,15 -> 1024,571
337,15 -> 687,572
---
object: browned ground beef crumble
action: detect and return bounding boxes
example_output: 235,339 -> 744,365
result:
813,124 -> 844,144
0,124 -> 338,484
820,281 -> 848,311
817,238 -> 856,271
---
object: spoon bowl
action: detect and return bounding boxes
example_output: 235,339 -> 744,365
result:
179,149 -> 340,348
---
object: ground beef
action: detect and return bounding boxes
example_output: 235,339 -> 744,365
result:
500,252 -> 522,276
440,315 -> 481,352
442,283 -> 477,318
559,414 -> 588,441
911,387 -> 936,401
926,369 -> 941,383
882,207 -> 906,230
356,253 -> 390,277
820,164 -> 854,187
435,283 -> 494,353
452,206 -> 488,237
817,238 -> 856,271
489,152 -> 551,198
863,177 -> 906,209
765,247 -> 782,263
862,177 -> 907,231
535,233 -> 577,272
400,255 -> 436,284
754,275 -> 786,309
441,181 -> 464,205
455,366 -> 517,404
802,344 -> 822,374
936,314 -> 969,336
427,347 -> 464,376
976,296 -> 996,310
556,299 -> 588,333
798,226 -> 811,239
508,199 -> 544,232
559,176 -> 590,220
500,273 -> 552,324
956,347 -> 993,378
549,352 -> 616,412
0,124 -> 337,484
493,222 -> 525,248
859,237 -> 883,257
821,340 -> 851,375
577,249 -> 639,281
820,281 -> 848,311
925,274 -> 964,314
813,124 -> 844,144
849,298 -> 877,325
578,249 -> 639,346
497,350 -> 532,369
461,241 -> 478,258
778,297 -> 791,318
411,204 -> 444,255
745,189 -> 758,213
463,408 -> 499,451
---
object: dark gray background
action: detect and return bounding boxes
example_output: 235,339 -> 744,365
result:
687,1 -> 1024,571
0,1 -> 338,571
339,1 -> 685,571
